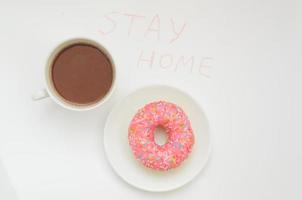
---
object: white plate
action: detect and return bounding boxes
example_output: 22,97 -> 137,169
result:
104,85 -> 211,192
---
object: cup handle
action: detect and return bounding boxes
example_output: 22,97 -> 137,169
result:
32,89 -> 49,101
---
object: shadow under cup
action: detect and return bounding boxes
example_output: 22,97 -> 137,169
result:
46,39 -> 115,110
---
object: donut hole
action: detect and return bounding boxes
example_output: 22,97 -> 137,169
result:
154,126 -> 168,146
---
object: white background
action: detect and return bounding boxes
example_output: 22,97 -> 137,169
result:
0,0 -> 301,199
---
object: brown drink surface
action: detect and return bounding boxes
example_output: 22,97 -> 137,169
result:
51,43 -> 113,105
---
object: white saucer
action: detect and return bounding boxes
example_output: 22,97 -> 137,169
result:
104,85 -> 211,192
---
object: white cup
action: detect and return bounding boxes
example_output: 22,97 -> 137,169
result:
32,38 -> 116,111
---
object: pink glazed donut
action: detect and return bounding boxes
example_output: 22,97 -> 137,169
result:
128,101 -> 194,171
